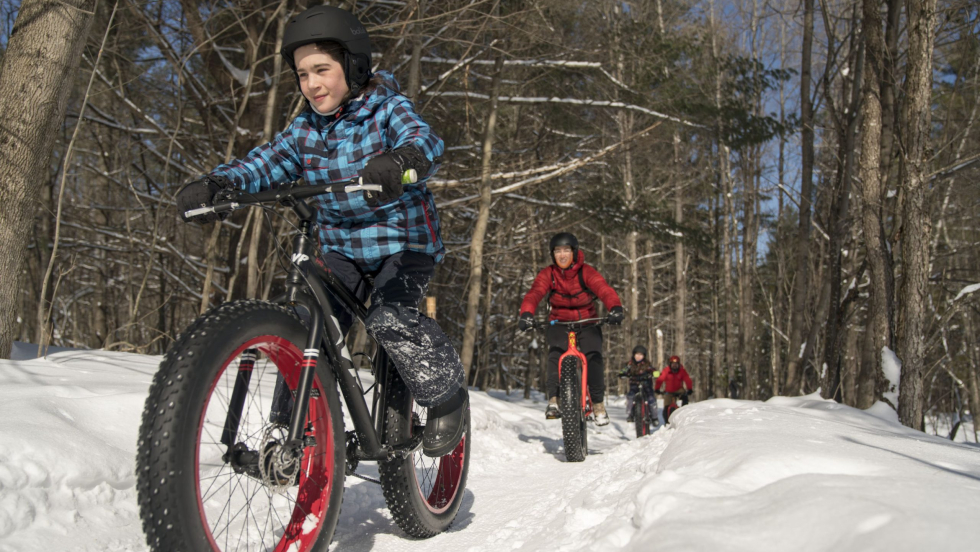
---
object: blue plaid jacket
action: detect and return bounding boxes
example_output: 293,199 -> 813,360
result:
212,72 -> 445,269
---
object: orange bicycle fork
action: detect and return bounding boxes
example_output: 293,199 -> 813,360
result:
557,330 -> 593,416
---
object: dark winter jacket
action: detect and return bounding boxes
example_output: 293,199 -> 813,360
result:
623,358 -> 656,383
655,365 -> 693,394
210,72 -> 444,269
519,250 -> 622,322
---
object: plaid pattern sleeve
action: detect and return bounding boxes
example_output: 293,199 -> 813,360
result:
383,97 -> 444,179
209,128 -> 302,193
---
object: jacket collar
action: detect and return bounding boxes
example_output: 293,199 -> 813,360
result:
307,71 -> 401,126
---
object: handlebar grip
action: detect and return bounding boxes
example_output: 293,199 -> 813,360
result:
183,201 -> 237,219
350,169 -> 418,193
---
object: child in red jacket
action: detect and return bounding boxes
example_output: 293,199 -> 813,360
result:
655,355 -> 693,423
517,233 -> 623,425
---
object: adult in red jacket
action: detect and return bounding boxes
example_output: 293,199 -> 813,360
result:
518,232 -> 623,424
656,355 -> 693,423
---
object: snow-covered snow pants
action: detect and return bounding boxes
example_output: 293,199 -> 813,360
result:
625,379 -> 657,417
546,324 -> 604,403
322,250 -> 463,407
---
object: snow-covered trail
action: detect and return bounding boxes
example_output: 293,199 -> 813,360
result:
332,390 -> 658,552
2,347 -> 979,552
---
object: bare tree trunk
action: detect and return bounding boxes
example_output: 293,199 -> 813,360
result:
823,24 -> 863,401
896,0 -> 938,430
461,55 -> 504,381
963,313 -> 980,443
0,0 -> 99,358
673,134 -> 686,362
879,0 -> 902,192
785,0 -> 815,395
248,3 -> 289,299
406,0 -> 426,99
857,0 -> 893,408
740,155 -> 759,399
710,0 -> 735,382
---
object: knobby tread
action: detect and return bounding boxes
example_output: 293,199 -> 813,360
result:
634,396 -> 647,438
135,300 -> 345,552
559,357 -> 585,462
378,371 -> 469,538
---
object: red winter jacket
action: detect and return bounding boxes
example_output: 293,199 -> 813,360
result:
520,250 -> 621,322
655,366 -> 693,393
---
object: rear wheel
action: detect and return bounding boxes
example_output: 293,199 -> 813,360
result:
559,357 -> 586,462
379,369 -> 469,538
136,300 -> 346,552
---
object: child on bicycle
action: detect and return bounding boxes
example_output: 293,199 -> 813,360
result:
174,5 -> 466,458
620,345 -> 658,424
655,355 -> 693,424
517,232 -> 623,425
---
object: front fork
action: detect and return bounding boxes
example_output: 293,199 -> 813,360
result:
557,330 -> 592,415
221,349 -> 257,449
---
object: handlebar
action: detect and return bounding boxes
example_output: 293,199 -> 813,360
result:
527,317 -> 608,331
182,169 -> 418,220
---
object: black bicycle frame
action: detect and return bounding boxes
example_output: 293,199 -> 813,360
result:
210,183 -> 409,464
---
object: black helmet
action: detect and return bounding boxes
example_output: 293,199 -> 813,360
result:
281,6 -> 372,95
632,345 -> 648,358
549,232 -> 578,254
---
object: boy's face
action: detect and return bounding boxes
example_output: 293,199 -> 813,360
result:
553,245 -> 573,269
634,353 -> 644,362
295,44 -> 350,114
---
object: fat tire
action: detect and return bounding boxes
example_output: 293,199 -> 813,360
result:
559,357 -> 586,462
136,300 -> 346,552
634,395 -> 647,438
378,370 -> 470,538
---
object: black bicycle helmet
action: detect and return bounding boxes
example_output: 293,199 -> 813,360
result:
549,232 -> 579,253
632,345 -> 648,358
280,6 -> 372,95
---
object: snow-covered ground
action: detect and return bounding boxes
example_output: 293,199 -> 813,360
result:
2,347 -> 979,552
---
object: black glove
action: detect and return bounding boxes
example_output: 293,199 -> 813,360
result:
518,313 -> 534,332
362,147 -> 432,206
607,306 -> 625,325
176,175 -> 234,224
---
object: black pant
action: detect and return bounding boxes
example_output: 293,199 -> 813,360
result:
321,250 -> 463,407
546,324 -> 604,403
626,379 -> 656,415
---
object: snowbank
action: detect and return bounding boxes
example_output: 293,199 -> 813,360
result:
1,349 -> 978,552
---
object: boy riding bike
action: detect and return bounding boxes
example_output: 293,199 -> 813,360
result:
655,355 -> 693,424
175,5 -> 466,458
620,345 -> 658,424
517,233 -> 623,425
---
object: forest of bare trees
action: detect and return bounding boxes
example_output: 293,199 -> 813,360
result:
1,0 -> 978,436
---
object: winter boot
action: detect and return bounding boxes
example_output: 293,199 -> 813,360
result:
626,412 -> 634,423
593,402 -> 610,426
545,397 -> 561,419
422,387 -> 469,457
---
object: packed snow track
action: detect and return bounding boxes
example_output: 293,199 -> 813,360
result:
1,347 -> 978,551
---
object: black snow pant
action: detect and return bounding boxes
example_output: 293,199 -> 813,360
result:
321,250 -> 464,407
546,324 -> 605,403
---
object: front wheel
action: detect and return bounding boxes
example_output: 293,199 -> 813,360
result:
136,300 -> 346,552
559,357 -> 587,462
634,395 -> 648,438
379,369 -> 470,538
